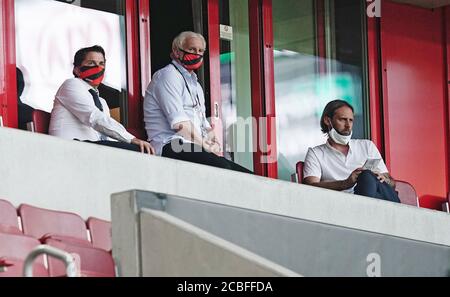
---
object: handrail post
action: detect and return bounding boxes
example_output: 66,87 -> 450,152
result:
23,245 -> 79,277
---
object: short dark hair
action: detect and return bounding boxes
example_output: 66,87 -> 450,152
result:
73,45 -> 106,67
320,99 -> 354,133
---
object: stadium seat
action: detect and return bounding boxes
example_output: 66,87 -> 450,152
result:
45,238 -> 115,277
0,199 -> 21,234
0,233 -> 48,277
28,109 -> 50,134
395,180 -> 419,206
19,204 -> 90,245
86,217 -> 112,252
419,194 -> 447,211
295,161 -> 304,184
446,192 -> 450,213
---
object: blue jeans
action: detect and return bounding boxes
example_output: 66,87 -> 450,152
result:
354,170 -> 400,203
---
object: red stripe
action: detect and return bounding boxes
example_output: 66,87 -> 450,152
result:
79,67 -> 104,79
90,75 -> 105,86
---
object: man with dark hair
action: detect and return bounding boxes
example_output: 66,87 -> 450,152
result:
303,99 -> 400,203
49,45 -> 154,154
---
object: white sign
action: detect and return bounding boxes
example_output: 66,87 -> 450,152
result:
15,0 -> 126,112
220,25 -> 233,41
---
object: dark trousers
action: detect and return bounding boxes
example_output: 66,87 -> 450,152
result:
18,101 -> 34,130
81,140 -> 142,152
354,170 -> 400,203
162,139 -> 253,174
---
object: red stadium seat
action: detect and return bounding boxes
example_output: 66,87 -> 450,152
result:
0,233 -> 48,277
19,204 -> 90,245
30,110 -> 51,134
419,194 -> 447,211
295,161 -> 304,183
45,238 -> 115,277
395,180 -> 419,206
0,199 -> 21,234
87,217 -> 112,252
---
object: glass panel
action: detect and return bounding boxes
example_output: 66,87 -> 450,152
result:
219,0 -> 253,171
15,0 -> 127,123
273,0 -> 367,181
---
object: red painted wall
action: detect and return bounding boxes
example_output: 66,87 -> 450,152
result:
380,1 -> 448,199
0,0 -> 18,128
446,5 -> 450,194
0,1 -> 5,123
206,0 -> 224,155
367,15 -> 384,152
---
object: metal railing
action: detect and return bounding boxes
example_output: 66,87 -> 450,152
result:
23,244 -> 79,277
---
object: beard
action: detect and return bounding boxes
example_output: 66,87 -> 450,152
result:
336,128 -> 351,136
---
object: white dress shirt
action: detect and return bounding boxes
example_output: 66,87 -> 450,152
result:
143,60 -> 211,155
303,139 -> 389,193
49,78 -> 134,143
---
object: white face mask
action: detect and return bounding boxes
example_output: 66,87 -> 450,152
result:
328,124 -> 352,145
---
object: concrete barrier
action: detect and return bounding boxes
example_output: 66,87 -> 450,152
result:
112,190 -> 450,276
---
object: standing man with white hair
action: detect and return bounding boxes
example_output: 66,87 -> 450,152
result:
144,31 -> 252,174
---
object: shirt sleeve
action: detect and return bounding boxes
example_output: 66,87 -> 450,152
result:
368,141 -> 389,174
152,71 -> 191,129
303,148 -> 322,179
55,79 -> 135,143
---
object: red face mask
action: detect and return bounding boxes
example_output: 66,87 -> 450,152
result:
179,49 -> 204,71
78,65 -> 105,86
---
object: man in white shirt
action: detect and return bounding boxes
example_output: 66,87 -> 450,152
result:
144,31 -> 251,173
49,45 -> 154,154
303,100 -> 400,202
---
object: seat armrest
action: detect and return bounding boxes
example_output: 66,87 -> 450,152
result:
290,173 -> 298,183
26,121 -> 35,132
442,202 -> 449,213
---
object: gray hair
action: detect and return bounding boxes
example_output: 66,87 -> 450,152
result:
172,31 -> 206,52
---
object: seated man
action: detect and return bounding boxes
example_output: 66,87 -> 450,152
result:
303,99 -> 400,203
49,45 -> 154,154
143,31 -> 251,174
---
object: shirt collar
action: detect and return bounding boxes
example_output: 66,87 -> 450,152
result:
171,59 -> 198,81
77,77 -> 97,92
325,138 -> 353,154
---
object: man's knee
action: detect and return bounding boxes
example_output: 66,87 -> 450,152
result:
354,170 -> 380,198
357,170 -> 377,183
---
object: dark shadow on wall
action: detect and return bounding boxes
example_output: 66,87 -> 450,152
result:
79,0 -> 124,15
16,68 -> 34,130
150,0 -> 194,74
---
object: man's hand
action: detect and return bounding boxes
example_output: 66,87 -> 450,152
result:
204,125 -> 221,156
374,172 -> 386,183
205,140 -> 221,155
131,138 -> 155,155
374,172 -> 395,188
304,167 -> 363,191
206,125 -> 219,144
345,168 -> 364,189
